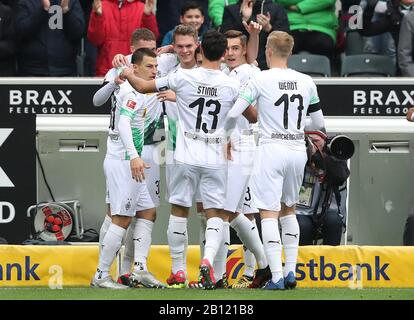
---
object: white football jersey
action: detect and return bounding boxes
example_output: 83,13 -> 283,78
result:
224,63 -> 261,151
156,67 -> 239,168
106,82 -> 146,160
239,68 -> 320,150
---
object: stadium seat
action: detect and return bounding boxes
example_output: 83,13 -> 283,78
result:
345,30 -> 365,56
340,54 -> 396,77
288,54 -> 331,77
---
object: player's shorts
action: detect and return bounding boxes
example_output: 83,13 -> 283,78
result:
251,143 -> 307,212
224,149 -> 257,213
237,186 -> 259,214
141,143 -> 162,207
169,162 -> 227,210
104,158 -> 154,217
165,149 -> 174,202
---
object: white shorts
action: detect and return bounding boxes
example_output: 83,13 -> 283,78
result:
104,158 -> 155,217
238,186 -> 259,214
224,150 -> 257,213
251,143 -> 307,212
169,162 -> 227,209
141,143 -> 162,207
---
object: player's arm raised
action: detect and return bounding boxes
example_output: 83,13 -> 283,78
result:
120,67 -> 157,94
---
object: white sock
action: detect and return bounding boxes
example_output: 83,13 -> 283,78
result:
197,212 -> 207,259
133,218 -> 154,272
203,217 -> 224,265
261,218 -> 283,282
99,215 -> 112,255
120,218 -> 136,275
167,215 -> 187,274
280,215 -> 300,278
230,214 -> 267,269
95,223 -> 126,280
243,220 -> 257,278
213,221 -> 230,281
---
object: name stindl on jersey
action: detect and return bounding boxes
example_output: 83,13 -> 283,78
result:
8,90 -> 73,114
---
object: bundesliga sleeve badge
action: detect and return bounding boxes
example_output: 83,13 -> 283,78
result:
127,100 -> 137,109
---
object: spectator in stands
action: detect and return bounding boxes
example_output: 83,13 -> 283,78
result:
0,0 -> 16,76
398,11 -> 414,75
161,1 -> 208,46
208,0 -> 238,29
88,0 -> 159,76
221,0 -> 289,70
275,0 -> 337,58
360,0 -> 414,52
360,0 -> 396,63
156,0 -> 209,44
79,0 -> 98,76
15,0 -> 85,76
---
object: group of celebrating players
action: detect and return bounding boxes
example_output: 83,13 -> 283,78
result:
90,21 -> 325,291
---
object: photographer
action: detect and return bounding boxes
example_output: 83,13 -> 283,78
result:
296,129 -> 353,245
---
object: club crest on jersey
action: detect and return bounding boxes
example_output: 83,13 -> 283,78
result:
127,100 -> 136,109
125,198 -> 132,211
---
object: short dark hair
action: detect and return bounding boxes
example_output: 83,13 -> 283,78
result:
130,28 -> 156,45
201,30 -> 227,61
181,1 -> 204,16
131,48 -> 157,65
224,30 -> 247,47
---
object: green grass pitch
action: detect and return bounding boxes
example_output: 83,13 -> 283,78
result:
0,288 -> 414,300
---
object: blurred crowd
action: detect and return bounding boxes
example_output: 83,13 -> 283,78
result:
1,0 -> 414,77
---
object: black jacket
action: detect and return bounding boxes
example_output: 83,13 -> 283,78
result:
360,0 -> 404,47
15,0 -> 85,76
221,0 -> 290,70
0,2 -> 16,76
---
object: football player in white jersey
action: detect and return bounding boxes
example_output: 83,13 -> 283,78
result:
92,29 -> 163,285
121,30 -> 256,289
91,48 -> 165,289
224,31 -> 326,290
219,29 -> 272,290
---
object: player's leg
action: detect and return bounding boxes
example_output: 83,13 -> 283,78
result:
99,206 -> 112,255
197,165 -> 227,290
129,190 -> 165,288
166,163 -> 197,287
92,159 -> 135,289
121,143 -> 161,282
230,213 -> 258,288
279,147 -> 307,289
213,215 -> 230,288
251,144 -> 284,290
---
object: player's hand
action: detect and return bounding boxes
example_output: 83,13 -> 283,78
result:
92,0 -> 102,16
42,0 -> 51,11
256,12 -> 272,32
242,20 -> 262,35
240,0 -> 254,21
226,141 -> 233,161
156,45 -> 174,56
130,157 -> 150,182
157,90 -> 176,102
144,0 -> 155,15
119,66 -> 133,81
406,107 -> 414,122
289,5 -> 299,12
114,76 -> 124,86
112,54 -> 128,68
61,0 -> 70,13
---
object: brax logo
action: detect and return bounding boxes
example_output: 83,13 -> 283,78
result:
9,90 -> 72,106
0,129 -> 14,188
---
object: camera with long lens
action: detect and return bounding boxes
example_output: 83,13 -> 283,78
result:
325,135 -> 355,161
